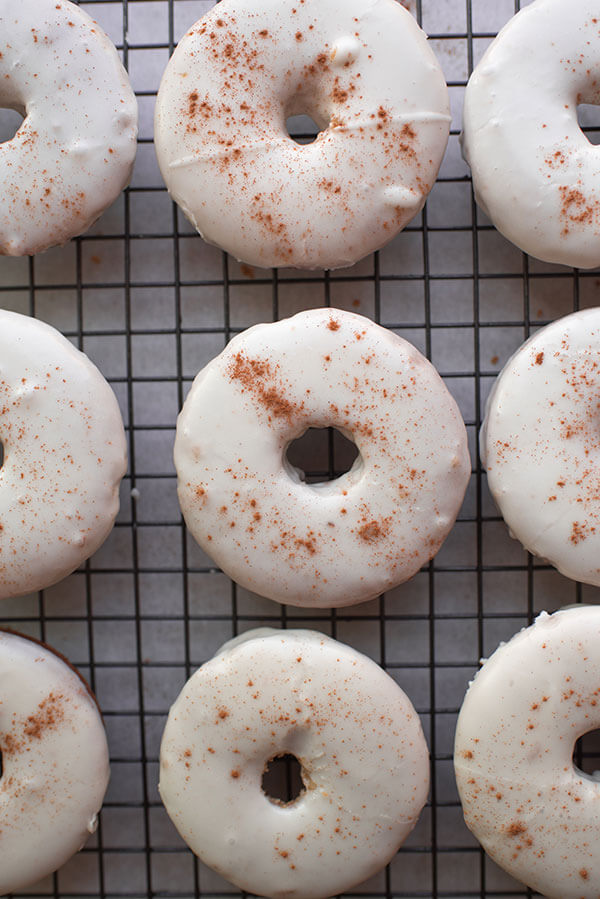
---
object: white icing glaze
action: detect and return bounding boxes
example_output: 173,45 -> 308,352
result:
159,628 -> 430,899
154,0 -> 450,270
0,311 -> 127,599
0,630 -> 109,895
0,0 -> 137,256
174,308 -> 470,608
481,308 -> 600,587
462,0 -> 600,269
455,607 -> 600,898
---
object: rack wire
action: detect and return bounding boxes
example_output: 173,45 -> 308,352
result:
2,0 -> 600,896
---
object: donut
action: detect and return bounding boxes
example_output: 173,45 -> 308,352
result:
455,606 -> 600,898
159,627 -> 430,899
462,0 -> 600,269
481,307 -> 600,587
0,629 -> 110,894
174,308 -> 470,608
154,0 -> 450,270
0,310 -> 127,600
0,0 -> 137,256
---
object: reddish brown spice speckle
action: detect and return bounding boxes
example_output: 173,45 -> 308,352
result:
507,822 -> 527,837
23,692 -> 66,739
228,352 -> 300,422
188,91 -> 199,117
559,185 -> 597,234
535,352 -> 544,365
231,769 -> 240,778
580,869 -> 589,880
327,319 -> 340,332
332,84 -> 349,103
358,520 -> 389,543
570,520 -> 594,544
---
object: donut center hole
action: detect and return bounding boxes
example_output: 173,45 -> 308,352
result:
285,113 -> 325,145
573,728 -> 600,778
0,107 -> 25,144
577,103 -> 600,146
262,753 -> 305,805
285,427 -> 359,484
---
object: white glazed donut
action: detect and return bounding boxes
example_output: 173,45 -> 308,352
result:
462,0 -> 600,269
0,0 -> 137,256
0,629 -> 110,895
174,308 -> 470,608
154,0 -> 450,270
481,307 -> 600,587
159,627 -> 430,899
455,606 -> 600,898
0,310 -> 127,600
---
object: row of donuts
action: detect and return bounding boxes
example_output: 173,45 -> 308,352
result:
4,605 -> 599,898
3,0 -> 599,271
2,305 -> 600,605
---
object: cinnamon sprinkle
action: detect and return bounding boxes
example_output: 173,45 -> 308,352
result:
228,352 -> 301,422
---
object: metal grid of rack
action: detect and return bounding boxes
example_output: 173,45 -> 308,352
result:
2,0 -> 600,896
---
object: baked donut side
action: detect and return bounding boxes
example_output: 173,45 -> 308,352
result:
0,629 -> 110,895
0,311 -> 127,600
0,0 -> 138,256
481,308 -> 600,587
455,606 -> 600,898
462,0 -> 600,268
159,628 -> 430,899
174,308 -> 470,607
154,0 -> 450,269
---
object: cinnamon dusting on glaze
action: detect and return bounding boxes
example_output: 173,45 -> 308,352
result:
154,0 -> 450,269
159,628 -> 430,896
175,308 -> 469,607
455,607 -> 600,895
228,352 -> 302,422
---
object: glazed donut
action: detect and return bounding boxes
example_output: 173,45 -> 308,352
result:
154,0 -> 450,270
0,629 -> 110,895
462,0 -> 600,269
174,308 -> 470,608
0,310 -> 127,600
481,307 -> 600,587
455,606 -> 600,898
0,0 -> 137,256
159,628 -> 430,899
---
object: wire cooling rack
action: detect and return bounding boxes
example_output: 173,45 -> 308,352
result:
2,0 -> 600,896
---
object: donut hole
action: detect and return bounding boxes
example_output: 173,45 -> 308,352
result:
577,103 -> 600,146
261,753 -> 305,805
0,107 -> 25,144
285,113 -> 326,145
573,728 -> 600,778
285,427 -> 359,484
